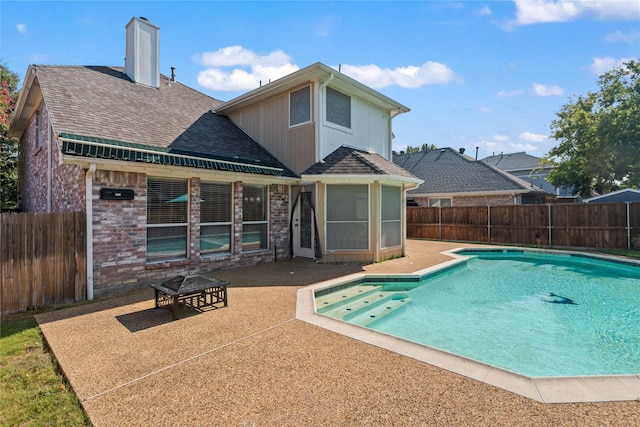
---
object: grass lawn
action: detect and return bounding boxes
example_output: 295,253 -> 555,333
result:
0,313 -> 91,426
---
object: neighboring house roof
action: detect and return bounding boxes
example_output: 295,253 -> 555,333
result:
302,146 -> 422,183
480,152 -> 548,172
583,188 -> 640,203
214,62 -> 410,118
11,65 -> 295,177
393,148 -> 549,196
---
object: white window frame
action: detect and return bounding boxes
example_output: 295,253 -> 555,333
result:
324,86 -> 352,131
146,177 -> 189,262
326,184 -> 369,251
242,184 -> 269,252
380,185 -> 402,249
200,181 -> 233,256
429,197 -> 452,207
289,85 -> 311,128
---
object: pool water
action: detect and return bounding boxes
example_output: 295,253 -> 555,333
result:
317,250 -> 640,377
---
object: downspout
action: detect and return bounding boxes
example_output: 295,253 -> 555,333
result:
86,164 -> 96,300
316,73 -> 334,163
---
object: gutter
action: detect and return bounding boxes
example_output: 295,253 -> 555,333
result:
85,164 -> 96,300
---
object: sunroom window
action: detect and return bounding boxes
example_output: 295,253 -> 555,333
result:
147,178 -> 188,261
326,184 -> 368,250
242,184 -> 268,251
326,86 -> 351,129
200,182 -> 232,255
381,185 -> 402,248
290,85 -> 311,127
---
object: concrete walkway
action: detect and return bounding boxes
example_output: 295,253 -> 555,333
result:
36,241 -> 639,426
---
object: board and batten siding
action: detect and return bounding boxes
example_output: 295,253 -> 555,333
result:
320,92 -> 391,161
226,85 -> 316,176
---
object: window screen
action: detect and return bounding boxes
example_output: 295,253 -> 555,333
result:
200,182 -> 232,255
242,184 -> 268,251
326,184 -> 368,250
326,86 -> 351,129
381,185 -> 401,248
147,178 -> 188,261
290,86 -> 311,127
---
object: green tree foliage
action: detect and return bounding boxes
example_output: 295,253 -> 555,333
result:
0,63 -> 20,210
404,143 -> 438,154
543,60 -> 640,198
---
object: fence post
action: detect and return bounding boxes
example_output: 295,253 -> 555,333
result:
438,206 -> 442,240
548,204 -> 552,247
487,205 -> 491,243
627,201 -> 631,250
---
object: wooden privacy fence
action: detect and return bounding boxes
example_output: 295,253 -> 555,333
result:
407,202 -> 640,249
1,212 -> 86,314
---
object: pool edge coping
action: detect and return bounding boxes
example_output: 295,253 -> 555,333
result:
295,248 -> 640,404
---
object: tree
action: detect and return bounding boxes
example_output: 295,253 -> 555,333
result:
0,63 -> 20,210
404,143 -> 438,154
542,60 -> 640,198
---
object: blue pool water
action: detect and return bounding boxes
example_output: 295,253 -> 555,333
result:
317,250 -> 640,377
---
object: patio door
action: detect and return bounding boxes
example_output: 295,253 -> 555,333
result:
293,190 -> 315,258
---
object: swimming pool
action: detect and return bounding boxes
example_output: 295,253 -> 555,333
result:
298,248 -> 640,403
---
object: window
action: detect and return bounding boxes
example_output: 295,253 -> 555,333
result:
200,182 -> 232,255
326,184 -> 368,250
289,86 -> 311,127
381,186 -> 402,248
429,198 -> 451,207
147,178 -> 188,261
326,86 -> 351,129
242,184 -> 268,251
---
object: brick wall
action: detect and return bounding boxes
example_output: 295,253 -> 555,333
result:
18,103 -> 84,213
90,176 -> 291,297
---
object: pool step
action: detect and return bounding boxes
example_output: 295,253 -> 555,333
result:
316,285 -> 382,313
318,290 -> 410,326
343,293 -> 410,326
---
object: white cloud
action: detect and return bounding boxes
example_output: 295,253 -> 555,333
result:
519,132 -> 548,143
479,107 -> 493,114
497,89 -> 525,97
605,30 -> 640,44
16,23 -> 27,34
339,61 -> 458,89
533,83 -> 564,96
588,56 -> 636,76
195,45 -> 458,91
493,134 -> 510,142
508,0 -> 640,27
195,46 -> 299,91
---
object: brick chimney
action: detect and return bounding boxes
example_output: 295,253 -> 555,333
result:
125,17 -> 160,88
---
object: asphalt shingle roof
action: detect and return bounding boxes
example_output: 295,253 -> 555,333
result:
303,146 -> 420,181
34,65 -> 295,176
480,152 -> 544,171
393,148 -> 546,194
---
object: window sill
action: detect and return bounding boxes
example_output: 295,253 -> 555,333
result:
145,258 -> 190,270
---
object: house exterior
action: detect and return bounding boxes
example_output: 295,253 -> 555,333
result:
9,17 -> 421,298
393,148 -> 551,207
583,188 -> 640,203
480,151 -> 577,202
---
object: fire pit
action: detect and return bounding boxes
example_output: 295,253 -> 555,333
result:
151,275 -> 228,320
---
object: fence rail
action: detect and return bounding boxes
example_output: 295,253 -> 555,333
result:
407,202 -> 639,249
1,212 -> 86,314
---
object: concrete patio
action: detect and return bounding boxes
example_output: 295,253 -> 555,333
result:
36,240 -> 639,426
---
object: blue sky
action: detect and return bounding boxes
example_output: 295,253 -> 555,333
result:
2,1 -> 639,159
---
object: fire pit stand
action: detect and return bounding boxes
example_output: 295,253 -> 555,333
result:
151,275 -> 229,320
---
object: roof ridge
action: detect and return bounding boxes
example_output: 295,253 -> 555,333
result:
349,148 -> 386,174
